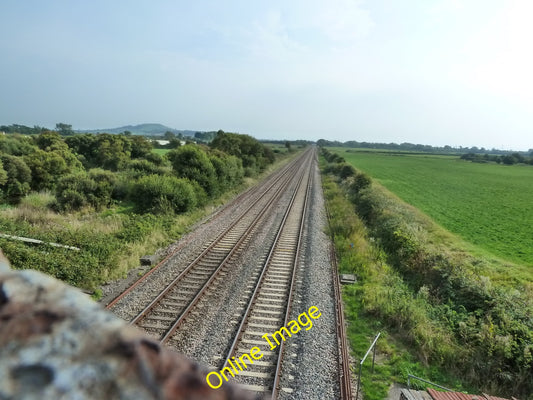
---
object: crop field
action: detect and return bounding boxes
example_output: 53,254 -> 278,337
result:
330,148 -> 533,266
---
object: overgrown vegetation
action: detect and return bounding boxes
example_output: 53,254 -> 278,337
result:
0,129 -> 281,290
321,148 -> 533,399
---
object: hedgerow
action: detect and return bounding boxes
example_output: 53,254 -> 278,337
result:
320,147 -> 533,398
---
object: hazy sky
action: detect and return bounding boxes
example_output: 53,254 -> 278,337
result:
1,1 -> 532,150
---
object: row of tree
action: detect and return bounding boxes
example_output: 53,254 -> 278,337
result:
317,138 -> 533,156
0,130 -> 275,214
460,152 -> 533,165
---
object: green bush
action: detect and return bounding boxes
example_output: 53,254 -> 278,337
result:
131,174 -> 197,214
0,155 -> 32,203
210,131 -> 274,173
209,152 -> 244,191
55,170 -> 115,211
116,214 -> 160,242
339,163 -> 357,179
167,145 -> 218,197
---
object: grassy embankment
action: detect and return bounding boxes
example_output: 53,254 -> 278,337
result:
0,149 -> 298,295
320,148 -> 533,399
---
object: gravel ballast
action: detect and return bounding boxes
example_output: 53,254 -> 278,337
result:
107,149 -> 343,399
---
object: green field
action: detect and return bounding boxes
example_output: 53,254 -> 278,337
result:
152,148 -> 170,156
331,148 -> 533,266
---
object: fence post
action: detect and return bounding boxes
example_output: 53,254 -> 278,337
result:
355,332 -> 381,399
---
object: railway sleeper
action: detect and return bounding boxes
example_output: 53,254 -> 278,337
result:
164,295 -> 190,302
139,323 -> 167,331
237,370 -> 272,379
247,322 -> 279,330
185,275 -> 212,283
237,384 -> 269,393
160,301 -> 186,308
253,302 -> 285,309
176,284 -> 203,290
248,315 -> 278,322
251,308 -> 284,316
256,298 -> 286,306
145,315 -> 177,322
257,293 -> 285,300
240,338 -> 269,347
259,289 -> 286,296
263,279 -> 287,286
267,266 -> 291,273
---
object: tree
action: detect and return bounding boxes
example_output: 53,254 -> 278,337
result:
0,124 -> 46,135
210,131 -> 275,174
339,163 -> 356,179
55,123 -> 74,136
167,145 -> 217,196
131,175 -> 197,214
25,149 -> 69,191
130,135 -> 152,159
350,173 -> 372,194
0,155 -> 31,203
285,141 -> 291,151
502,155 -> 516,165
164,131 -> 175,141
0,134 -> 35,156
55,170 -> 116,211
209,152 -> 243,191
35,131 -> 64,150
55,173 -> 96,211
23,132 -> 82,190
93,134 -> 131,170
0,160 -> 8,189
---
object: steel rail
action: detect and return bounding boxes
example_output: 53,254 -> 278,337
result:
270,153 -> 312,399
130,153 -> 308,327
159,155 -> 309,342
331,244 -> 354,400
105,153 -> 301,310
220,150 -> 313,397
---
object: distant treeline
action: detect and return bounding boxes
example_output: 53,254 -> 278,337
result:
317,138 -> 533,156
461,152 -> 533,165
260,139 -> 313,147
0,124 -> 48,135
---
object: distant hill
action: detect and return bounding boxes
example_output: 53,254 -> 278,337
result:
77,123 -> 197,137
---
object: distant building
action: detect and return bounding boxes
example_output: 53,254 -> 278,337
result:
153,139 -> 187,146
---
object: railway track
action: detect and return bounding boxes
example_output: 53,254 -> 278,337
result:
110,149 -> 313,341
218,149 -> 312,396
105,154 -> 303,311
107,147 -> 353,399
